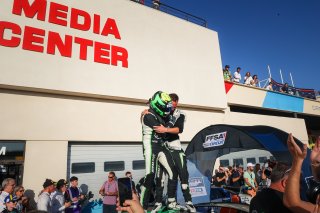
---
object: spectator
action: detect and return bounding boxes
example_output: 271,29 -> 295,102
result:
230,165 -> 244,188
211,169 -> 218,185
99,172 -> 118,213
254,164 -> 262,185
249,162 -> 292,213
223,65 -> 232,81
233,67 -> 242,83
283,134 -> 320,212
243,163 -> 258,197
125,171 -> 136,193
37,179 -> 56,212
0,178 -> 16,212
3,195 -> 19,213
14,185 -> 28,213
266,82 -> 273,91
226,166 -> 233,185
244,72 -> 253,85
153,0 -> 160,9
214,166 -> 228,187
65,176 -> 83,213
51,179 -> 71,213
280,83 -> 289,93
251,75 -> 259,87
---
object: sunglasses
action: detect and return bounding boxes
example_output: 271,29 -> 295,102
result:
108,176 -> 114,179
19,190 -> 24,192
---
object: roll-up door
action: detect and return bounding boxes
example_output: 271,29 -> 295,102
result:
67,142 -> 189,199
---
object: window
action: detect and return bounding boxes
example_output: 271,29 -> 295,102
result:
220,160 -> 229,167
233,158 -> 243,167
72,162 -> 95,174
259,157 -> 267,163
104,161 -> 125,172
246,158 -> 256,164
132,160 -> 145,170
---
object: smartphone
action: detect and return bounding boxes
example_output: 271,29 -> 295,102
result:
118,177 -> 133,206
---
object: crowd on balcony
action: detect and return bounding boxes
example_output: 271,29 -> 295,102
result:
223,65 -> 319,100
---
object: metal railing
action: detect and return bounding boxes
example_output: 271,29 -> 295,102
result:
130,0 -> 207,27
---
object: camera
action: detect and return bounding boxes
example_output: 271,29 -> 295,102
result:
306,178 -> 320,204
78,191 -> 94,205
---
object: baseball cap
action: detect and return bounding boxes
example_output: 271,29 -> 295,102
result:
225,65 -> 230,68
4,195 -> 18,203
43,179 -> 56,188
247,162 -> 255,167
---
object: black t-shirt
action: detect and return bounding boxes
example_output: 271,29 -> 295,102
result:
249,188 -> 292,213
230,170 -> 243,187
214,172 -> 226,187
166,113 -> 185,142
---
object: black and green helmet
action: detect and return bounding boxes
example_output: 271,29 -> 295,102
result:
150,91 -> 172,117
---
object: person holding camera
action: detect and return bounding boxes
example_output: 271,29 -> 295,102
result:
51,179 -> 71,213
249,162 -> 292,213
65,177 -> 84,213
214,166 -> 228,187
230,165 -> 244,188
284,134 -> 320,212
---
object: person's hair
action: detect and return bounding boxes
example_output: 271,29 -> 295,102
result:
253,75 -> 258,79
1,178 -> 15,189
13,185 -> 24,195
125,171 -> 131,176
169,93 -> 179,102
109,171 -> 115,177
69,176 -> 78,182
270,162 -> 290,183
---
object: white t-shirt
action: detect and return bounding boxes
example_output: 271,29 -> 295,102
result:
244,76 -> 253,85
233,71 -> 241,83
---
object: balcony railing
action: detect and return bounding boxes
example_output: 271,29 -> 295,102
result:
130,0 -> 207,27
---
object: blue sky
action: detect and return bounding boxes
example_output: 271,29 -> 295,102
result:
159,0 -> 320,91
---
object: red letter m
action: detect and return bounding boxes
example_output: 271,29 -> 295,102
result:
12,0 -> 47,21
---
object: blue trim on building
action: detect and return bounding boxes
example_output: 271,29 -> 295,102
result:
262,92 -> 304,113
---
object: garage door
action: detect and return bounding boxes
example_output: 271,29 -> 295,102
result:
67,143 -> 145,199
67,142 -> 189,199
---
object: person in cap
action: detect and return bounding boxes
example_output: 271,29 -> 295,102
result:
249,162 -> 292,213
223,65 -> 232,81
243,163 -> 258,197
37,179 -> 56,212
65,176 -> 83,213
3,195 -> 19,213
0,178 -> 16,212
51,179 -> 71,213
140,91 -> 180,211
233,67 -> 242,83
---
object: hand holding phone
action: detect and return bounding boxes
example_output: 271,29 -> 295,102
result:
117,193 -> 144,213
118,177 -> 133,207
